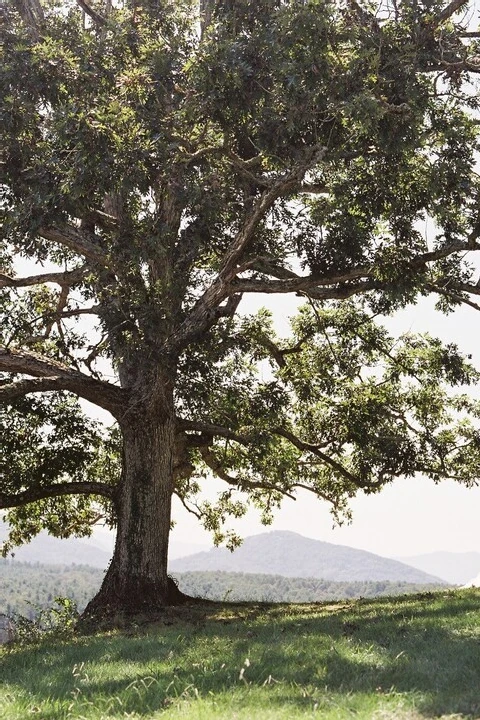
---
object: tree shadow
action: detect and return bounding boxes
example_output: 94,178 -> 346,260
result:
1,591 -> 480,718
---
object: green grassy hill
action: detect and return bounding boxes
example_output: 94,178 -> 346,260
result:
1,590 -> 480,719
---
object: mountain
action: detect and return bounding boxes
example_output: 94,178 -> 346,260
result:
0,523 -> 112,568
396,552 -> 480,585
170,531 -> 445,584
0,521 -> 208,567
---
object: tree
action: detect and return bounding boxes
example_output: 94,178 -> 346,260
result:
2,0 -> 480,618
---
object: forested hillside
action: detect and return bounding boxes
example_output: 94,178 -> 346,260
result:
1,560 -> 447,617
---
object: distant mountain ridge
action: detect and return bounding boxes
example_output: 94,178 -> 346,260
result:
0,522 -> 112,568
170,531 -> 445,584
396,551 -> 480,585
0,521 -> 208,567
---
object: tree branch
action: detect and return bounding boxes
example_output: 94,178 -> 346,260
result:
430,0 -> 470,27
200,447 -> 296,500
168,149 -> 328,352
38,225 -> 114,271
75,0 -> 107,26
0,481 -> 116,510
0,347 -> 126,416
271,426 -> 360,486
0,266 -> 86,289
426,282 -> 480,311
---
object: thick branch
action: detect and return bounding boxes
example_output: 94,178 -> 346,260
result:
75,0 -> 106,26
218,148 -> 328,282
39,225 -> 114,271
12,0 -> 44,38
0,347 -> 126,416
168,149 -> 328,352
431,0 -> 469,27
0,481 -> 115,510
0,267 -> 85,289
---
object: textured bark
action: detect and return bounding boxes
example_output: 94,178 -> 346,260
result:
83,403 -> 190,619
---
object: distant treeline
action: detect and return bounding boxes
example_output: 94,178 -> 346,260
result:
0,559 -> 447,617
174,571 -> 447,603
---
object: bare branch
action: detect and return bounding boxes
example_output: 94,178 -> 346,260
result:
0,347 -> 126,416
431,0 -> 470,27
0,266 -> 86,289
75,0 -> 106,26
180,419 -> 251,445
271,427 -> 360,487
426,282 -> 480,311
173,491 -> 202,520
0,376 -> 73,400
0,481 -> 116,511
57,305 -> 101,318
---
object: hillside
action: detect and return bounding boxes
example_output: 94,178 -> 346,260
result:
171,530 -> 444,584
397,551 -> 480,585
2,591 -> 480,719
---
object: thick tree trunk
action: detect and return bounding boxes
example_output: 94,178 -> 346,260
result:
83,404 -> 189,619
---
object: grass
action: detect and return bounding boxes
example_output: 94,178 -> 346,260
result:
1,589 -> 480,719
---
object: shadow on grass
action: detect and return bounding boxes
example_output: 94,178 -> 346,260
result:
2,590 -> 480,718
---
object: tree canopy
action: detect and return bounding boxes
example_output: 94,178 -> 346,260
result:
2,0 -> 480,614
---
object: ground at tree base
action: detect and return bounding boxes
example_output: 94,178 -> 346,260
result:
1,589 -> 480,720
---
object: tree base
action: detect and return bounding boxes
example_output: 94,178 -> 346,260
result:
80,575 -> 199,628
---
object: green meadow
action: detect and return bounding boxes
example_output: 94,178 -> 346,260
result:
1,589 -> 480,720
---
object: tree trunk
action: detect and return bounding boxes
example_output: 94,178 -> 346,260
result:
83,404 -> 189,620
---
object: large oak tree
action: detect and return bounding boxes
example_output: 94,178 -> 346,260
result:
2,0 -> 480,617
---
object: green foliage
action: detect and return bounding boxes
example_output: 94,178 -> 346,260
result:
1,0 -> 480,559
11,596 -> 79,645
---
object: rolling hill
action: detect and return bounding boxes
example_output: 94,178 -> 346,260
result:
170,530 -> 445,584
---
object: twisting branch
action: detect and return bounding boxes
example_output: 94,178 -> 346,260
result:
0,266 -> 86,289
0,347 -> 126,416
0,481 -> 116,510
200,447 -> 296,500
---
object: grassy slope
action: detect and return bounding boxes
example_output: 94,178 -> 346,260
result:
1,589 -> 480,719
